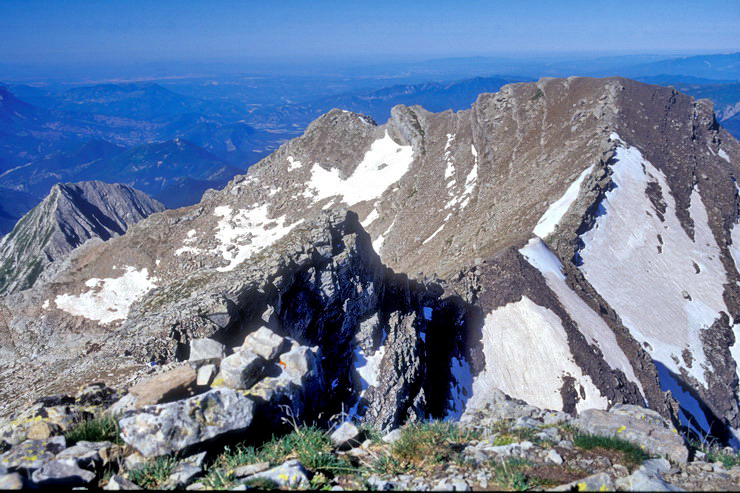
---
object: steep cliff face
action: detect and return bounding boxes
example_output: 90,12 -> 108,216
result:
0,77 -> 738,443
0,181 -> 164,295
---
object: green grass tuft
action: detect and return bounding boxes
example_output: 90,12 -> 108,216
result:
64,415 -> 122,446
573,433 -> 649,466
392,421 -> 481,466
127,455 -> 178,489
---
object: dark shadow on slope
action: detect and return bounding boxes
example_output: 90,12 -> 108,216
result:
654,360 -> 738,449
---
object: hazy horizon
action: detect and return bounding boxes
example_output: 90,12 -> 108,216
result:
2,0 -> 738,68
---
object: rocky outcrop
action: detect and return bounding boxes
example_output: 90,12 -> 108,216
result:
0,180 -> 164,295
0,77 -> 738,447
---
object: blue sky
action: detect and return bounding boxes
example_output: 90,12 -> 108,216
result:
1,0 -> 738,64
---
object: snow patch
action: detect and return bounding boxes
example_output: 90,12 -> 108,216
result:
213,205 -> 304,272
361,208 -> 379,227
54,267 -> 158,324
302,131 -> 413,206
533,165 -> 594,238
372,219 -> 395,256
520,238 -> 645,398
718,148 -> 730,163
579,139 -> 729,388
469,295 -> 609,413
287,156 -> 302,171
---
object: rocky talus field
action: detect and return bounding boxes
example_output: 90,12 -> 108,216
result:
0,77 -> 739,490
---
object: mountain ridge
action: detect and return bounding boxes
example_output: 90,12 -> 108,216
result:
0,76 -> 738,448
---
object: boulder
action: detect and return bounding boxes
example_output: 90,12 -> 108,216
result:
119,388 -> 255,457
330,422 -> 361,450
188,339 -> 226,364
166,462 -> 202,489
104,474 -> 141,490
577,405 -> 688,463
197,364 -> 217,386
128,365 -> 197,406
0,436 -> 66,472
549,472 -> 615,491
55,440 -> 111,469
0,472 -> 24,490
615,458 -> 684,492
247,459 -> 310,488
30,459 -> 96,487
242,326 -> 288,361
218,350 -> 265,390
233,461 -> 270,478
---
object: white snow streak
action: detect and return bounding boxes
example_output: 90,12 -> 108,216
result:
469,296 -> 609,413
213,205 -> 304,272
54,267 -> 158,324
302,131 -> 413,206
533,165 -> 594,238
372,219 -> 395,256
718,148 -> 730,163
361,209 -> 379,228
444,133 -> 456,179
579,139 -> 730,387
519,238 -> 645,398
422,224 -> 445,245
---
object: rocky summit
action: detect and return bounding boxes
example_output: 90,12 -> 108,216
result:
0,76 -> 739,490
0,180 -> 164,296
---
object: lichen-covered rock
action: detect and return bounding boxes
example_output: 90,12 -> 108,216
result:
188,339 -> 226,364
128,365 -> 197,406
218,350 -> 265,390
577,405 -> 688,463
549,471 -> 615,491
246,459 -> 310,488
242,326 -> 289,361
119,388 -> 255,457
0,436 -> 66,472
30,459 -> 96,487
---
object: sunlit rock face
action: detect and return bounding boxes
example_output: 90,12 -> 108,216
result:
1,77 -> 738,444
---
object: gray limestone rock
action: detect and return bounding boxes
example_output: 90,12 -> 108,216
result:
241,326 -> 288,361
0,472 -> 24,490
166,462 -> 203,489
196,364 -> 217,386
615,459 -> 684,491
549,472 -> 615,491
30,459 -> 96,487
104,474 -> 141,490
233,461 -> 270,478
247,459 -> 310,488
218,350 -> 265,390
119,388 -> 255,457
577,406 -> 688,463
189,339 -> 226,364
0,436 -> 66,472
54,440 -> 111,469
330,421 -> 361,450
